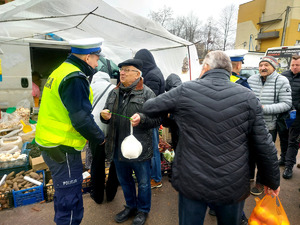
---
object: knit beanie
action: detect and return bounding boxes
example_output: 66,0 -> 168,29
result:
259,56 -> 279,69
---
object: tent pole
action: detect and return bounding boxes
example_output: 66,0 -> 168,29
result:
187,45 -> 192,80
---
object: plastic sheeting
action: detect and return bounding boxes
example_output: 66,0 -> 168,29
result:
0,0 -> 201,81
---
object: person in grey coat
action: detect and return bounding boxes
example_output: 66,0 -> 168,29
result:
143,51 -> 280,225
248,56 -> 292,196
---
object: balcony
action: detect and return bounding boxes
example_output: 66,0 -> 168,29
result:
258,13 -> 282,25
256,31 -> 280,40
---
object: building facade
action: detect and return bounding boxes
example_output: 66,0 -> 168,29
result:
235,0 -> 300,52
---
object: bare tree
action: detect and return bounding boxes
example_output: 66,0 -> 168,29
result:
218,4 -> 238,50
168,16 -> 186,38
182,12 -> 201,42
196,17 -> 221,59
148,5 -> 173,27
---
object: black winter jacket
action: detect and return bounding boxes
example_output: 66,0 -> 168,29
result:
101,78 -> 161,162
281,70 -> 300,109
134,49 -> 165,96
143,69 -> 280,204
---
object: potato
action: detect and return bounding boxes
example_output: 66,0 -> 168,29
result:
16,170 -> 25,177
20,180 -> 27,186
24,169 -> 33,175
29,172 -> 40,180
5,180 -> 13,185
13,182 -> 19,191
16,179 -> 24,183
6,171 -> 15,179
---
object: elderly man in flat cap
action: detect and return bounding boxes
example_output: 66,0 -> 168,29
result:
248,56 -> 292,196
101,59 -> 160,225
36,38 -> 105,225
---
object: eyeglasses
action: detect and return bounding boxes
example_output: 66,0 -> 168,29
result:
119,68 -> 139,73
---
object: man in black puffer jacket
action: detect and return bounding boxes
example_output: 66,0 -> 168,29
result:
143,50 -> 280,225
280,55 -> 300,179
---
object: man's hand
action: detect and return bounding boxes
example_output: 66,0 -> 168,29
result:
101,109 -> 111,120
264,186 -> 280,196
131,113 -> 141,127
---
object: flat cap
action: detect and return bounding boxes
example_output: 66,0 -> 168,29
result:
69,38 -> 103,56
118,59 -> 143,71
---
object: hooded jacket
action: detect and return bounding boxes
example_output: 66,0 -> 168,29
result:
165,73 -> 182,92
134,49 -> 165,96
143,69 -> 280,204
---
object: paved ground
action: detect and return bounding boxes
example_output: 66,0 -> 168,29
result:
1,139 -> 300,225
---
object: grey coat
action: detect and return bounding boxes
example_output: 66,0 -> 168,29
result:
248,71 -> 292,130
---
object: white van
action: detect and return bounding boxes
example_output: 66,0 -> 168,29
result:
0,37 -> 70,110
265,46 -> 300,73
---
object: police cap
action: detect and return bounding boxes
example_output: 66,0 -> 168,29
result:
225,49 -> 248,62
69,38 -> 104,56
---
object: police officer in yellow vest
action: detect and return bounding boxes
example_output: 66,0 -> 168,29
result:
35,38 -> 105,225
225,49 -> 251,89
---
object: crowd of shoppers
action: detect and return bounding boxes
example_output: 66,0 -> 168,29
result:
35,37 -> 299,225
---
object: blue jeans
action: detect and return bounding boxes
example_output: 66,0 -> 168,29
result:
179,193 -> 244,225
42,151 -> 83,225
151,128 -> 162,182
114,158 -> 151,213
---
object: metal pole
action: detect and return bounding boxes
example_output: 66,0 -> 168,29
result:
281,6 -> 290,46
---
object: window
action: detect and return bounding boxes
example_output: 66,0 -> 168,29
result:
296,40 -> 300,46
298,23 -> 300,31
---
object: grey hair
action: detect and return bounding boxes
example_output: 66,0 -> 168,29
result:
202,50 -> 232,73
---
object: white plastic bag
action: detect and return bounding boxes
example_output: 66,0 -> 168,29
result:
0,145 -> 20,154
0,136 -> 23,149
18,124 -> 36,143
121,124 -> 142,159
0,124 -> 23,139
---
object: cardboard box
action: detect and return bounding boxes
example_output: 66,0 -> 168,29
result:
29,156 -> 48,171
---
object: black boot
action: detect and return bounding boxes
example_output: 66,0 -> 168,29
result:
282,167 -> 293,179
132,211 -> 148,225
115,206 -> 137,223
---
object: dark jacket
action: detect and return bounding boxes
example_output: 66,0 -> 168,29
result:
281,70 -> 300,116
101,78 -> 161,162
134,49 -> 165,96
60,55 -> 105,146
143,69 -> 280,204
165,73 -> 182,92
162,73 -> 182,149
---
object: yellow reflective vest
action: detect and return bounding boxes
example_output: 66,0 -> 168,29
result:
35,62 -> 93,150
230,74 -> 240,83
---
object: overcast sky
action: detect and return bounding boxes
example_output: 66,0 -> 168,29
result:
103,0 -> 252,21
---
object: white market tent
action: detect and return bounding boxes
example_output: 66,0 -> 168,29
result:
0,0 -> 201,81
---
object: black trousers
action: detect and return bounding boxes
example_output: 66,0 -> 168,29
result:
278,126 -> 289,160
90,143 -> 119,203
285,125 -> 300,169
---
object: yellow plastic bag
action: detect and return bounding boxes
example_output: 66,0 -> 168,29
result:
249,194 -> 290,225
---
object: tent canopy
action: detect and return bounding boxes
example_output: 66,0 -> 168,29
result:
0,0 -> 201,81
